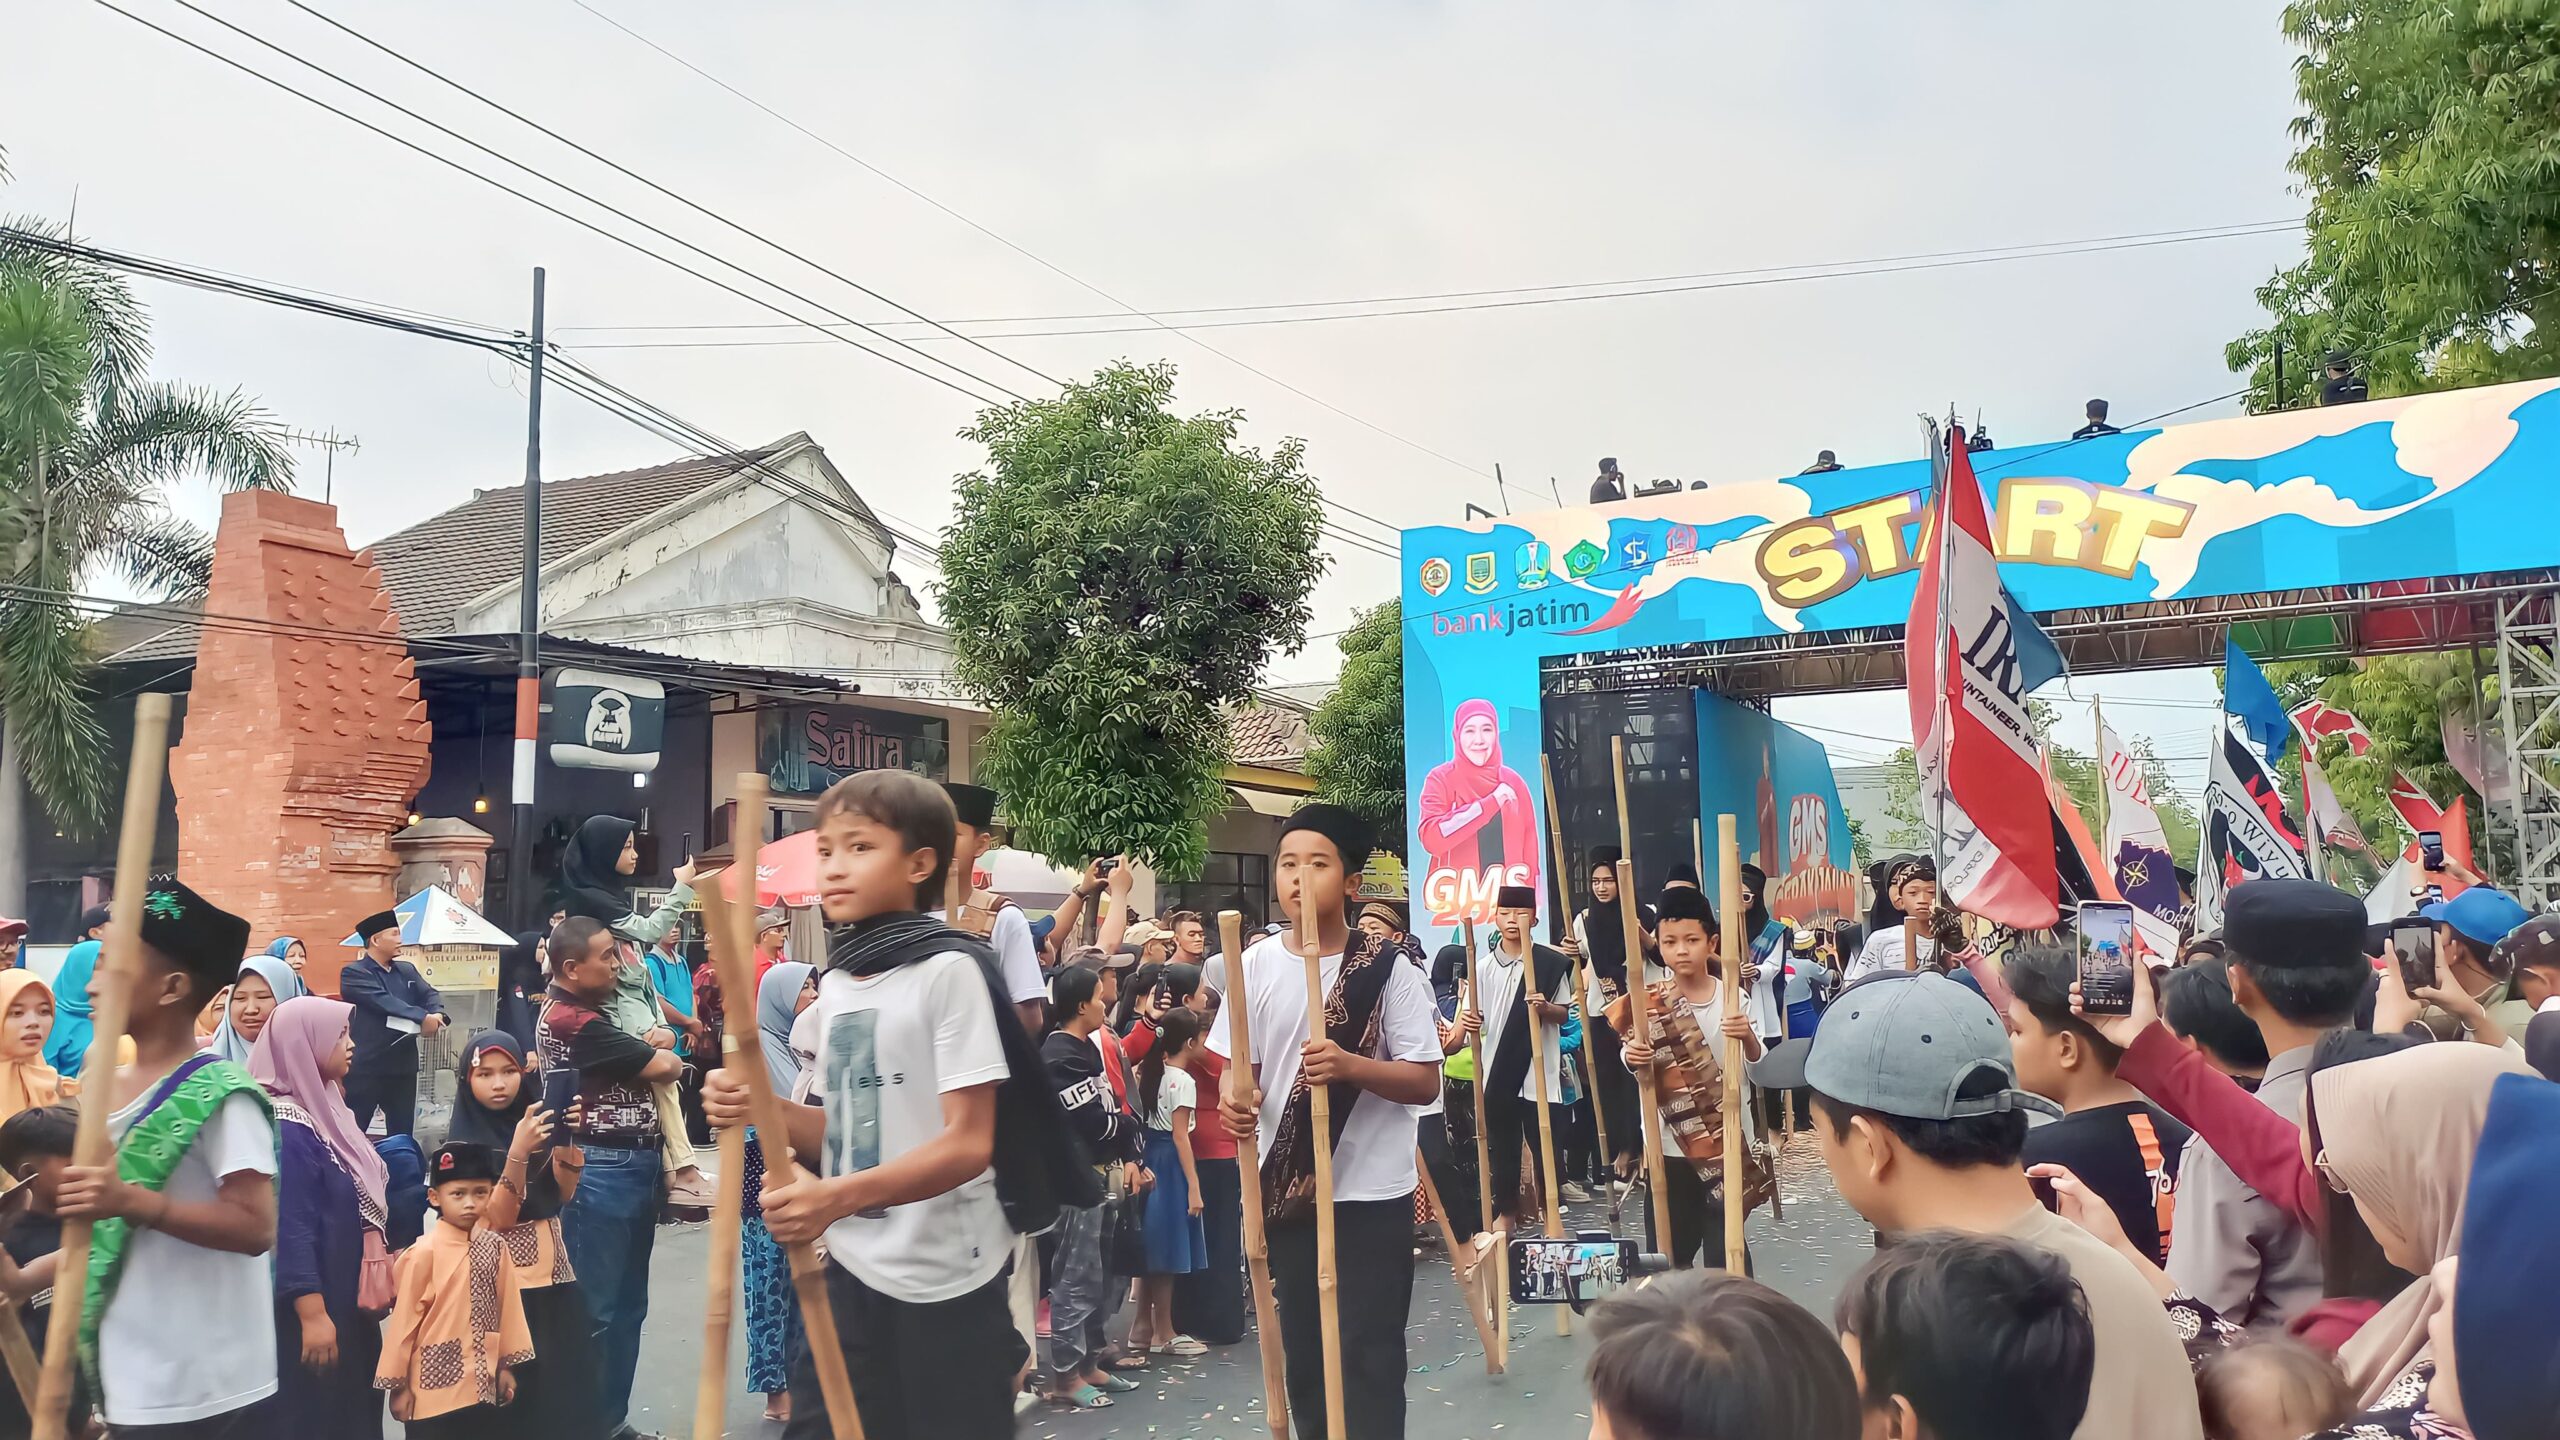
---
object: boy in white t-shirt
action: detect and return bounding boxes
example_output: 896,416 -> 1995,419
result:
706,770 -> 1026,1440
1210,804 -> 1443,1440
56,878 -> 280,1439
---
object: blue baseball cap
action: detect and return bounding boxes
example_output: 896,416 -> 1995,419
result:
2420,886 -> 2533,946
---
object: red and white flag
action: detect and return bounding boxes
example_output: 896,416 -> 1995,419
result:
1906,426 -> 2063,929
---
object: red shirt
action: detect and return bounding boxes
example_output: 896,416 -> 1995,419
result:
1186,1048 -> 1237,1161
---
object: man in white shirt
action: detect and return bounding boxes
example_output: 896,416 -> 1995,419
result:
1212,804 -> 1442,1440
936,782 -> 1047,1034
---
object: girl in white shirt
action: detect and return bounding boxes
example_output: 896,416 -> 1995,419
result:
1133,1009 -> 1209,1357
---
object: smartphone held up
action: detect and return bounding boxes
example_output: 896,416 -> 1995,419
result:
2077,901 -> 2137,1017
2390,920 -> 2435,995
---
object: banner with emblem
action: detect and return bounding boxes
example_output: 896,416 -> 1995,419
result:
2195,721 -> 2308,931
2099,722 -> 2185,957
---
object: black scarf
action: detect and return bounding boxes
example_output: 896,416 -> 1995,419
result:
823,912 -> 1102,1231
1484,941 -> 1570,1103
445,1031 -> 565,1222
560,815 -> 638,927
1579,894 -> 1655,989
1261,930 -> 1398,1226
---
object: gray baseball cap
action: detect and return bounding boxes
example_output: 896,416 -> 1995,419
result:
1752,971 -> 2060,1122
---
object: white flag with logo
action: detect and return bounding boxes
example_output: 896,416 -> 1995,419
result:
2099,724 -> 2184,960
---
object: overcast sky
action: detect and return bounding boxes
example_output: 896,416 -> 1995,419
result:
3,1 -> 2308,795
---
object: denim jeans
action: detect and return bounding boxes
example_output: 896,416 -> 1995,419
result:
561,1141 -> 662,1429
1045,1202 -> 1118,1381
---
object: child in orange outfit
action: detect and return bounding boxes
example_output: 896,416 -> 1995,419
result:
376,1141 -> 532,1435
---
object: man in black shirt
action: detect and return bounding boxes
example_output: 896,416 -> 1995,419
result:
1799,449 -> 1843,475
1589,457 -> 1627,504
2071,399 -> 2121,440
2004,937 -> 2190,1265
2320,350 -> 2369,405
340,907 -> 446,1137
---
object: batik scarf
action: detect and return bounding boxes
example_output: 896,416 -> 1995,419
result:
1260,930 -> 1397,1226
1605,979 -> 1774,1212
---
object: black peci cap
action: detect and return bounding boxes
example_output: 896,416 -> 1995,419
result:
942,783 -> 1000,832
2223,878 -> 2367,975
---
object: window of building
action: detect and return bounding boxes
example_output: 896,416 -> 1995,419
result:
1162,851 -> 1274,932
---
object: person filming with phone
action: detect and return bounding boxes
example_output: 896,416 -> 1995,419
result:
2410,886 -> 2536,1043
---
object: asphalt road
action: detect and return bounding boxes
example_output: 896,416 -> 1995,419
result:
614,1141 -> 1866,1440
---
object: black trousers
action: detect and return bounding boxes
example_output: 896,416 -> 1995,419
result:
781,1263 -> 1027,1440
1481,1091 -> 1550,1224
1175,1156 -> 1248,1344
1659,1160 -> 1751,1274
343,1066 -> 417,1137
1418,1098 -> 1481,1239
1584,1013 -> 1640,1165
1556,1091 -> 1598,1187
1268,1197 -> 1416,1440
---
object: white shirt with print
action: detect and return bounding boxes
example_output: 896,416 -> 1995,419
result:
812,952 -> 1014,1302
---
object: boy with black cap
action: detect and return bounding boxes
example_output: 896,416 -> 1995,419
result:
56,878 -> 281,1438
1211,803 -> 1442,1440
1470,883 -> 1571,1237
1757,970 -> 2201,1440
377,1142 -> 532,1435
937,782 -> 1047,1036
340,905 -> 446,1138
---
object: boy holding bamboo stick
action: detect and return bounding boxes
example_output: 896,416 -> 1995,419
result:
1211,805 -> 1442,1440
56,879 -> 279,1438
703,769 -> 1033,1440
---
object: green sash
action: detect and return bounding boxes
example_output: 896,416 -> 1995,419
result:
78,1055 -> 273,1387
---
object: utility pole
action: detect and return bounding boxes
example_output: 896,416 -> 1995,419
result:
508,268 -> 545,929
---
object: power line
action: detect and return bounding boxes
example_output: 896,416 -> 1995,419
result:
551,218 -> 2307,334
557,220 -> 2303,347
90,0 -> 1016,408
281,0 -> 1062,397
568,0 -> 1483,529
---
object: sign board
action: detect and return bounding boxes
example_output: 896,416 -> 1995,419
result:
1695,693 -> 1857,926
413,945 -> 498,993
759,702 -> 950,795
544,668 -> 665,773
1400,378 -> 2560,950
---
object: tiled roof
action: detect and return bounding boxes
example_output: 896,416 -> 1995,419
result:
1228,698 -> 1310,770
368,437 -> 806,637
89,602 -> 201,666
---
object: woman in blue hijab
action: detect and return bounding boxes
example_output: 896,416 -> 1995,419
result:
41,904 -> 108,1076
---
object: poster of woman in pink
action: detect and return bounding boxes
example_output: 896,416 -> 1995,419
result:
1416,698 -> 1538,924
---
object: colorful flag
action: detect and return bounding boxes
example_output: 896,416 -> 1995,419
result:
2290,698 -> 2455,837
2099,723 -> 2185,958
2300,749 -> 2371,865
2441,707 -> 2516,809
2195,721 -> 2309,931
1906,425 -> 2063,929
2223,636 -> 2293,765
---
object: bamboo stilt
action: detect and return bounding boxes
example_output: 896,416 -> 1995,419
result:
1610,736 -> 1679,1268
1538,755 -> 1611,1205
1219,911 -> 1290,1440
1296,901 -> 1346,1440
1414,1150 -> 1501,1370
35,694 -> 171,1440
700,776 -> 862,1440
1716,817 -> 1748,1274
1460,919 -> 1502,1371
695,1038 -> 749,1440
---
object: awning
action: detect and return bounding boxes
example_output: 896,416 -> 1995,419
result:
1228,785 -> 1302,818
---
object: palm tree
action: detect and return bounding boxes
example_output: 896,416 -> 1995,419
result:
0,211 -> 294,913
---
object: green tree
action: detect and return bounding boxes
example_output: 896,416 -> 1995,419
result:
1307,600 -> 1403,840
2227,3 -> 2560,406
0,214 -> 292,913
936,361 -> 1326,878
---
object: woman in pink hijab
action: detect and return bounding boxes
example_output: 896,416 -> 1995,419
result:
1417,698 -> 1538,914
249,996 -> 389,1437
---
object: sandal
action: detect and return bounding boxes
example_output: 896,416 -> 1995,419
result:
1092,1374 -> 1140,1393
1156,1334 -> 1210,1357
1106,1352 -> 1151,1371
1049,1385 -> 1115,1409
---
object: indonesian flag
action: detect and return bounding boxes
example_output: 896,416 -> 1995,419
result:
1907,426 -> 2064,929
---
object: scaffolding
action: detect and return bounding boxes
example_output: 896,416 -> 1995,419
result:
2494,588 -> 2560,905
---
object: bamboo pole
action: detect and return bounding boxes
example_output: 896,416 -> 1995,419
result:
1609,736 -> 1678,1268
700,775 -> 863,1440
695,1034 -> 749,1440
1414,1149 -> 1501,1369
35,694 -> 171,1440
1219,911 -> 1290,1440
1715,817 -> 1748,1273
1525,947 -> 1567,1335
1537,757 -> 1611,1186
1296,899 -> 1347,1440
1460,918 -> 1502,1371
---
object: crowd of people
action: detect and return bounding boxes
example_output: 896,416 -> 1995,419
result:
0,764 -> 2554,1440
